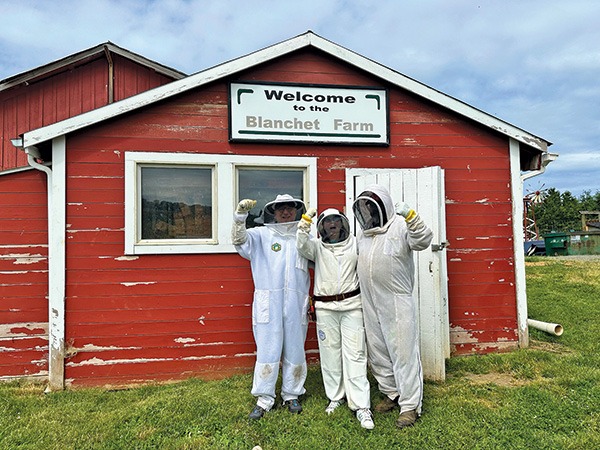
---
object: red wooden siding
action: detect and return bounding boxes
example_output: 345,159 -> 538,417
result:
52,49 -> 519,386
0,54 -> 177,172
0,170 -> 49,380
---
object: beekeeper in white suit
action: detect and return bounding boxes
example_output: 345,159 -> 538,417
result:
296,208 -> 374,430
232,194 -> 310,420
352,185 -> 433,429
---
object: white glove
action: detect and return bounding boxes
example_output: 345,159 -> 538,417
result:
236,199 -> 257,214
395,202 -> 412,217
298,207 -> 317,232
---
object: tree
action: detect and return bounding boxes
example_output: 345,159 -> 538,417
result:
532,188 -> 600,236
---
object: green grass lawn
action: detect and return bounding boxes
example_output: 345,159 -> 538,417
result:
2,257 -> 599,449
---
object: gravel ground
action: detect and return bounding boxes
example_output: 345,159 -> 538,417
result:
550,255 -> 600,261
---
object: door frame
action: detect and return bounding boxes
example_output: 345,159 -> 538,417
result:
345,167 -> 449,381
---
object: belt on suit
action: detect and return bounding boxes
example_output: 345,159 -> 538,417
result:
313,287 -> 361,302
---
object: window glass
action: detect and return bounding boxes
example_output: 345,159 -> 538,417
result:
237,168 -> 304,228
140,166 -> 213,239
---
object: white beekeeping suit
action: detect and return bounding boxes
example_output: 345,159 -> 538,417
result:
232,194 -> 310,418
352,184 -> 433,429
296,208 -> 374,429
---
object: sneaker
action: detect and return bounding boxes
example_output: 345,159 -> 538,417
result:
283,398 -> 302,414
396,410 -> 418,429
249,405 -> 266,420
374,395 -> 399,413
356,408 -> 375,430
325,398 -> 346,415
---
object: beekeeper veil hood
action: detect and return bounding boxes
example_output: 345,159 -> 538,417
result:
316,208 -> 350,244
352,184 -> 396,231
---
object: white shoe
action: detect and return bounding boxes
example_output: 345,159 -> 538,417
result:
325,398 -> 346,415
356,408 -> 375,430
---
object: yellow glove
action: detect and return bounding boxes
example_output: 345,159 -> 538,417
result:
299,207 -> 317,232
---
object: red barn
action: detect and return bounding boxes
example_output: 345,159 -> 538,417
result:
0,43 -> 184,384
2,32 -> 554,390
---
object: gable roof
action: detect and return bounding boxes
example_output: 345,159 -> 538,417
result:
18,31 -> 551,152
0,41 -> 186,93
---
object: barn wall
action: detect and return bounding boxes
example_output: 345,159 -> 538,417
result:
0,169 -> 49,380
58,49 -> 518,387
0,55 -> 177,172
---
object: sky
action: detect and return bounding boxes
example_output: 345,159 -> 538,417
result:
1,0 -> 599,197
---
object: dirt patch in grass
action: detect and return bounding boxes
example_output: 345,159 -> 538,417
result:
464,372 -> 528,387
529,339 -> 575,355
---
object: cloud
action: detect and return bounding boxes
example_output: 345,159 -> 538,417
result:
1,0 -> 599,196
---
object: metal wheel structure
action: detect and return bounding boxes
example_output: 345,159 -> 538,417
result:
523,186 -> 547,241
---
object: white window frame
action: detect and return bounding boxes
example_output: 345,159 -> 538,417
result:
125,152 -> 317,255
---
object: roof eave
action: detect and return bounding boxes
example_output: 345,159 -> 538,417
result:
0,42 -> 186,93
21,31 -> 551,152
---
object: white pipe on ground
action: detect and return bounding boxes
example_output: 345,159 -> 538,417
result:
527,318 -> 564,336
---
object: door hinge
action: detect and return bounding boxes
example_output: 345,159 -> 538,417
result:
431,241 -> 450,252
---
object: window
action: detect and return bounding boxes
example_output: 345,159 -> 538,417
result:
141,166 -> 214,240
237,167 -> 305,228
125,152 -> 317,254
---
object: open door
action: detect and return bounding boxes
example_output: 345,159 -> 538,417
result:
345,167 -> 449,381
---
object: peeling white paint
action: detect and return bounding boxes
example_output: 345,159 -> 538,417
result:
67,228 -> 118,233
450,258 -> 462,262
0,244 -> 47,249
78,343 -> 142,352
114,255 -> 140,261
66,354 -> 231,367
0,322 -> 48,338
2,253 -> 46,265
330,159 -> 358,169
499,278 -> 505,282
475,198 -> 489,203
0,346 -> 18,352
1,270 -> 28,275
450,325 -> 479,344
475,236 -> 490,240
175,337 -> 196,344
183,341 -> 232,347
0,373 -> 48,381
121,281 -> 157,287
198,316 -> 206,325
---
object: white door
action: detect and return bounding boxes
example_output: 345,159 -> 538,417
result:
345,167 -> 449,381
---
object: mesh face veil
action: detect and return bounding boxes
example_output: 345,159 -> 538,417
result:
352,191 -> 388,230
316,209 -> 350,244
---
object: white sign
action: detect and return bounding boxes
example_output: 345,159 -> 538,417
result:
229,83 -> 388,145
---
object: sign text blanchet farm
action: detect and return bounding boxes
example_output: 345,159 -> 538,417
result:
229,83 -> 388,145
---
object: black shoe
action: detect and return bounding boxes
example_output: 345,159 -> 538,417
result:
283,399 -> 302,414
249,405 -> 266,420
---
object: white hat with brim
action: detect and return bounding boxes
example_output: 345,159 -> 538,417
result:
264,194 -> 306,215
